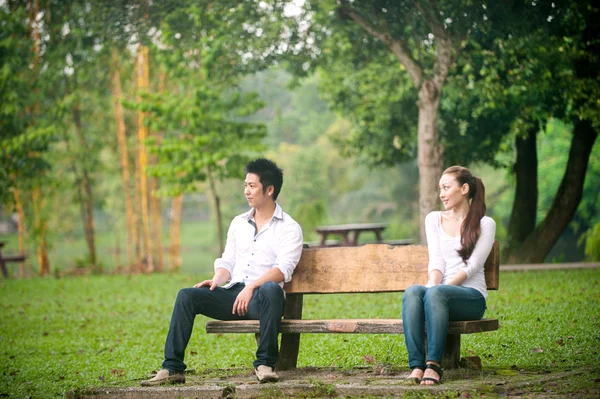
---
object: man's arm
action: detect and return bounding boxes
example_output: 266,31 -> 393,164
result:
231,268 -> 285,316
194,267 -> 232,290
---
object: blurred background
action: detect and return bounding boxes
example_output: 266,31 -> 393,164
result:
1,0 -> 598,276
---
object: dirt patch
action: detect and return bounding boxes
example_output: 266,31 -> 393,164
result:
72,366 -> 600,398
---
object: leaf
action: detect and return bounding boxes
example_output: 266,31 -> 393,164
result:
362,355 -> 376,364
530,348 -> 544,353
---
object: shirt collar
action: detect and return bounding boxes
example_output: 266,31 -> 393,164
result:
243,202 -> 283,222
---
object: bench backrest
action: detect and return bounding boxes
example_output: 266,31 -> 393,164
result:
284,240 -> 500,294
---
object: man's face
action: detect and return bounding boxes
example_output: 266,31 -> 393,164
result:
244,173 -> 273,209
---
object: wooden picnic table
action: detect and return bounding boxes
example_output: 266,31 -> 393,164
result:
314,223 -> 387,247
0,242 -> 27,278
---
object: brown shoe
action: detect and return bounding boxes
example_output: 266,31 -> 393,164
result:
255,365 -> 279,383
141,369 -> 185,386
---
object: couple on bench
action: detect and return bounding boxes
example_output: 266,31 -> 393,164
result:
141,158 -> 496,387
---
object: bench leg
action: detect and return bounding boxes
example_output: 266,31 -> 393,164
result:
442,334 -> 460,369
277,333 -> 301,370
0,260 -> 8,278
275,294 -> 303,370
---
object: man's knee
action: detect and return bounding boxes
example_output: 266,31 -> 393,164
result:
258,281 -> 284,302
176,287 -> 208,306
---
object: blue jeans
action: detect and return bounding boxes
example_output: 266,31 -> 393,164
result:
162,282 -> 285,372
401,284 -> 486,368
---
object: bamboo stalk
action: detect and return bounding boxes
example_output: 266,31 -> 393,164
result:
110,48 -> 136,268
136,44 -> 153,272
169,195 -> 183,271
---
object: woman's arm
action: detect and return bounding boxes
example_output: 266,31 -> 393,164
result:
456,217 -> 496,282
425,212 -> 445,286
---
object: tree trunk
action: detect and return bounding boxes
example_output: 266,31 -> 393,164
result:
207,170 -> 224,255
169,195 -> 183,271
504,125 -> 538,262
340,4 -> 451,243
72,104 -> 98,269
417,80 -> 444,243
29,0 -> 48,275
133,147 -> 142,272
12,187 -> 27,277
149,68 -> 166,272
505,119 -> 598,263
32,187 -> 50,275
110,48 -> 136,269
136,44 -> 153,272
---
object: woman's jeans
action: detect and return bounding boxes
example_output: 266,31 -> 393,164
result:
402,284 -> 486,368
162,282 -> 285,373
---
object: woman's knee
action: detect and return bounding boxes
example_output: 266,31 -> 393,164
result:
404,284 -> 426,301
423,285 -> 447,306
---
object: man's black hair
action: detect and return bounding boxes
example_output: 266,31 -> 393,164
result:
244,158 -> 284,200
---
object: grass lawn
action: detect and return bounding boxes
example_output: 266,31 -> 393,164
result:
0,268 -> 599,398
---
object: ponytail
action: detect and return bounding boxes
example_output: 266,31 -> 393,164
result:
458,177 -> 486,262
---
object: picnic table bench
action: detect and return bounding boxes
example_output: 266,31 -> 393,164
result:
0,242 -> 27,278
206,241 -> 500,370
315,223 -> 388,247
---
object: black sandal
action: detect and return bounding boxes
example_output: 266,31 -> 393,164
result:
421,363 -> 443,385
403,366 -> 425,385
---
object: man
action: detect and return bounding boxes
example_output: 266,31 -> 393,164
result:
142,158 -> 303,386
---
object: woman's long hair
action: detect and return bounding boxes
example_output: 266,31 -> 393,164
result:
443,166 -> 487,262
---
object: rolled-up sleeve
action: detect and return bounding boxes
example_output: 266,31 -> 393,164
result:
460,217 -> 496,278
273,223 -> 304,283
214,220 -> 237,276
426,212 -> 446,276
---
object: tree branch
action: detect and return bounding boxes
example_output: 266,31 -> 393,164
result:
339,1 -> 423,87
414,0 -> 453,91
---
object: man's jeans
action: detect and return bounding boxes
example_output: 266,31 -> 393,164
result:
402,284 -> 486,368
162,282 -> 285,372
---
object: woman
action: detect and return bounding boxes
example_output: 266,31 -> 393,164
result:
402,166 -> 496,385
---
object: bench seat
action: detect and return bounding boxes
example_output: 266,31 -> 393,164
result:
205,242 -> 500,370
207,318 -> 499,334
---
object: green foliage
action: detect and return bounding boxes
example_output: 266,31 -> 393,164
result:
143,80 -> 267,196
583,222 -> 600,261
1,269 -> 599,397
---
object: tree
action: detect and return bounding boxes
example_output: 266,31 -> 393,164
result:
145,81 -> 267,256
283,0 -> 495,241
448,1 -> 600,262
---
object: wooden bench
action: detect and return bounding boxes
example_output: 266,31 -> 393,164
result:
0,242 -> 27,278
206,241 -> 500,370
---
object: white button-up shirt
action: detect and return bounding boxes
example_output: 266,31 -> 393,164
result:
214,203 -> 304,289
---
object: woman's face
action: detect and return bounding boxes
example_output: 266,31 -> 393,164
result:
439,173 -> 469,210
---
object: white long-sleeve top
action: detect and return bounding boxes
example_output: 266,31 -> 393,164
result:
214,203 -> 304,289
425,211 -> 496,299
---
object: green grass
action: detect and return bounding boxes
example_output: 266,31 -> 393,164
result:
0,269 -> 599,398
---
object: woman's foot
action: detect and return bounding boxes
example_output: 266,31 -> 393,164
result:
403,367 -> 424,385
420,362 -> 443,385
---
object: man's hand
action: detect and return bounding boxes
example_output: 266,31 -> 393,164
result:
194,280 -> 219,290
232,285 -> 256,316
